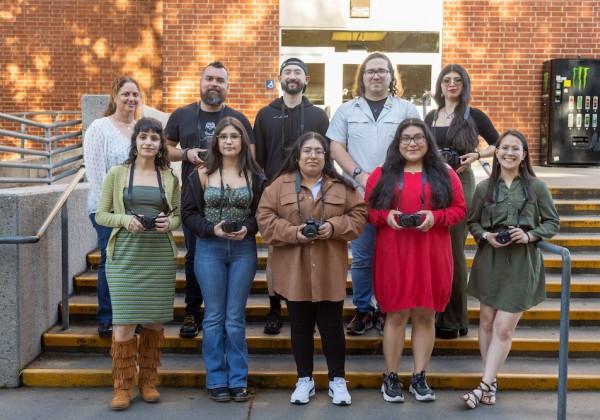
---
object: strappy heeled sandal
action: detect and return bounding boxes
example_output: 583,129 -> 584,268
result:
462,380 -> 492,409
481,379 -> 497,405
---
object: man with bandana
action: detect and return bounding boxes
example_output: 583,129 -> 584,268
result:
165,61 -> 254,338
254,58 -> 329,334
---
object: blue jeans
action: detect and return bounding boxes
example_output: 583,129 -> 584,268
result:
89,213 -> 112,324
183,224 -> 203,316
350,223 -> 376,313
194,236 -> 257,389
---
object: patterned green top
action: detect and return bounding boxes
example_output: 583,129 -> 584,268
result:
204,185 -> 252,225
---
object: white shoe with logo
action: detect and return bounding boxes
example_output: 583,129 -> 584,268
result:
328,377 -> 352,406
290,377 -> 315,405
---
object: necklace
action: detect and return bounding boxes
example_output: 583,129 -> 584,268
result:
442,108 -> 454,120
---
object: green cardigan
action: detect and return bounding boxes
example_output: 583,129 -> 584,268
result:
95,164 -> 181,260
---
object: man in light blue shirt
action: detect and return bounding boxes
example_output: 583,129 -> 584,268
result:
327,52 -> 420,336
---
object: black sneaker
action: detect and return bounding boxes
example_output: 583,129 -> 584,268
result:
435,327 -> 458,339
409,371 -> 436,402
346,309 -> 373,336
264,312 -> 282,335
180,314 -> 199,338
459,327 -> 468,337
97,323 -> 112,338
381,372 -> 404,403
208,387 -> 231,402
374,310 -> 386,335
229,387 -> 250,402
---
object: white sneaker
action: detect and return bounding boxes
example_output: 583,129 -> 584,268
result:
290,377 -> 315,405
328,377 -> 352,406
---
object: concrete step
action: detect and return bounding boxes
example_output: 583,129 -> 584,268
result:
552,198 -> 600,216
22,352 -> 600,390
558,216 -> 600,233
84,248 -> 600,274
63,294 -> 600,324
42,322 -> 600,357
548,187 -> 600,200
73,270 -> 600,297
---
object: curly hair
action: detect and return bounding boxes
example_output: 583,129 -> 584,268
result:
123,117 -> 171,170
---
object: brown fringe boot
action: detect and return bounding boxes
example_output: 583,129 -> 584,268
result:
110,337 -> 137,410
138,327 -> 164,403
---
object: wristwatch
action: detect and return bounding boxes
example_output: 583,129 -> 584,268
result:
181,148 -> 190,162
482,232 -> 489,241
352,167 -> 363,179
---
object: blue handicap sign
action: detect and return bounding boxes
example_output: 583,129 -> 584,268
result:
265,80 -> 275,89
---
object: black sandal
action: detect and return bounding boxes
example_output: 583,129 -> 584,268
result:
481,379 -> 497,405
462,380 -> 492,409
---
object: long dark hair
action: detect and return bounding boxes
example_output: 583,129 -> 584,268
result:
484,129 -> 537,204
103,75 -> 142,119
274,131 -> 355,189
352,52 -> 400,98
203,116 -> 262,177
369,119 -> 453,210
124,117 -> 170,170
433,64 -> 479,154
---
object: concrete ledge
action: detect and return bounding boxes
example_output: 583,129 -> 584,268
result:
0,183 -> 95,387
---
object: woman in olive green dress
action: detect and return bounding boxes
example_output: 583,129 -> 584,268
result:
96,117 -> 181,411
462,130 -> 559,409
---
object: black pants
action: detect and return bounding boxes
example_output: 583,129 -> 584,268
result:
286,300 -> 345,380
183,224 -> 203,316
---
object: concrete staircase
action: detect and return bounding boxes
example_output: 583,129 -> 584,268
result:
22,186 -> 600,391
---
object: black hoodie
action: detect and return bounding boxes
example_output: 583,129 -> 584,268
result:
253,96 -> 329,181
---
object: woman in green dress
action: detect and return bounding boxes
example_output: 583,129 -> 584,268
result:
96,117 -> 181,411
462,130 -> 559,409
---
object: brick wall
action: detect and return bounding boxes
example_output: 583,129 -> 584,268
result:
442,0 -> 600,162
161,0 -> 280,120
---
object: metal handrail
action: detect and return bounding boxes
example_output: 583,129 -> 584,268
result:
0,110 -> 82,184
0,166 -> 86,330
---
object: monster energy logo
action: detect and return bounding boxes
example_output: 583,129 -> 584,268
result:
572,66 -> 590,90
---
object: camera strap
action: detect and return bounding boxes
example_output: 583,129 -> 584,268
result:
218,166 -> 252,221
125,161 -> 170,216
280,100 -> 304,157
197,103 -> 227,149
295,170 -> 325,224
395,171 -> 426,211
490,178 -> 529,229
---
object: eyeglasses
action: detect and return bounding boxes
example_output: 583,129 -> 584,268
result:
399,133 -> 426,145
300,147 -> 325,157
216,133 -> 241,141
364,69 -> 390,78
441,77 -> 463,85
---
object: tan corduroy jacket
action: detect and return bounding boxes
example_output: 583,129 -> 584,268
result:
257,172 -> 367,302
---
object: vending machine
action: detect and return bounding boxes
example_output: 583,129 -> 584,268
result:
541,58 -> 600,165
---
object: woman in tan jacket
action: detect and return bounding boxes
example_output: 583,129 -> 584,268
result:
257,132 -> 367,406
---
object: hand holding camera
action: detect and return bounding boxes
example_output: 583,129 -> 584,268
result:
214,220 -> 248,240
127,217 -> 145,233
153,212 -> 170,233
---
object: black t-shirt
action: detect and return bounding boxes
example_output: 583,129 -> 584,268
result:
424,107 -> 498,151
366,97 -> 388,121
164,102 -> 254,183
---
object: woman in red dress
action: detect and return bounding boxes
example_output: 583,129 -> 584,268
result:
366,119 -> 466,403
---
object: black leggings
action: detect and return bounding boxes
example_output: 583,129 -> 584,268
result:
286,300 -> 345,380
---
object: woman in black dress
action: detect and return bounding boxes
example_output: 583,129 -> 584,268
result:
424,64 -> 499,339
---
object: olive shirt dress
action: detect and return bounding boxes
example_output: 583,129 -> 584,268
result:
467,176 -> 560,313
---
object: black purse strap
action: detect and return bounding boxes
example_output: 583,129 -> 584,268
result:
126,161 -> 170,214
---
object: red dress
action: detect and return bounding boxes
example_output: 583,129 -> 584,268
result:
366,167 -> 466,313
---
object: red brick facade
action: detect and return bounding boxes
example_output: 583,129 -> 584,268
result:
442,0 -> 600,162
2,0 -> 600,163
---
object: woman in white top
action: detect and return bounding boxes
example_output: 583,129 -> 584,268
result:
83,75 -> 142,338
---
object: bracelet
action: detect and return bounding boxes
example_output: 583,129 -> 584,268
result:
476,151 -> 481,160
182,148 -> 189,162
526,232 -> 532,243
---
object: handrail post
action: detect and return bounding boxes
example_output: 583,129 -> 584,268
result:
557,246 -> 572,420
61,205 -> 70,330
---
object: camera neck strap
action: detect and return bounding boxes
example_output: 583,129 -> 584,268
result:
218,166 -> 252,220
295,170 -> 325,224
395,171 -> 426,211
489,178 -> 529,228
280,100 -> 305,156
125,161 -> 170,215
197,103 -> 227,148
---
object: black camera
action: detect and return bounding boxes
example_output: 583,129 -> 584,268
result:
222,220 -> 243,233
301,218 -> 322,239
496,229 -> 512,244
439,148 -> 461,170
197,150 -> 208,161
395,213 -> 424,228
131,208 -> 176,231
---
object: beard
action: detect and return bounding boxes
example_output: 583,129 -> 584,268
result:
281,79 -> 305,95
201,88 -> 225,106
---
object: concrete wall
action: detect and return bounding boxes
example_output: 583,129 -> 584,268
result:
0,183 -> 95,387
